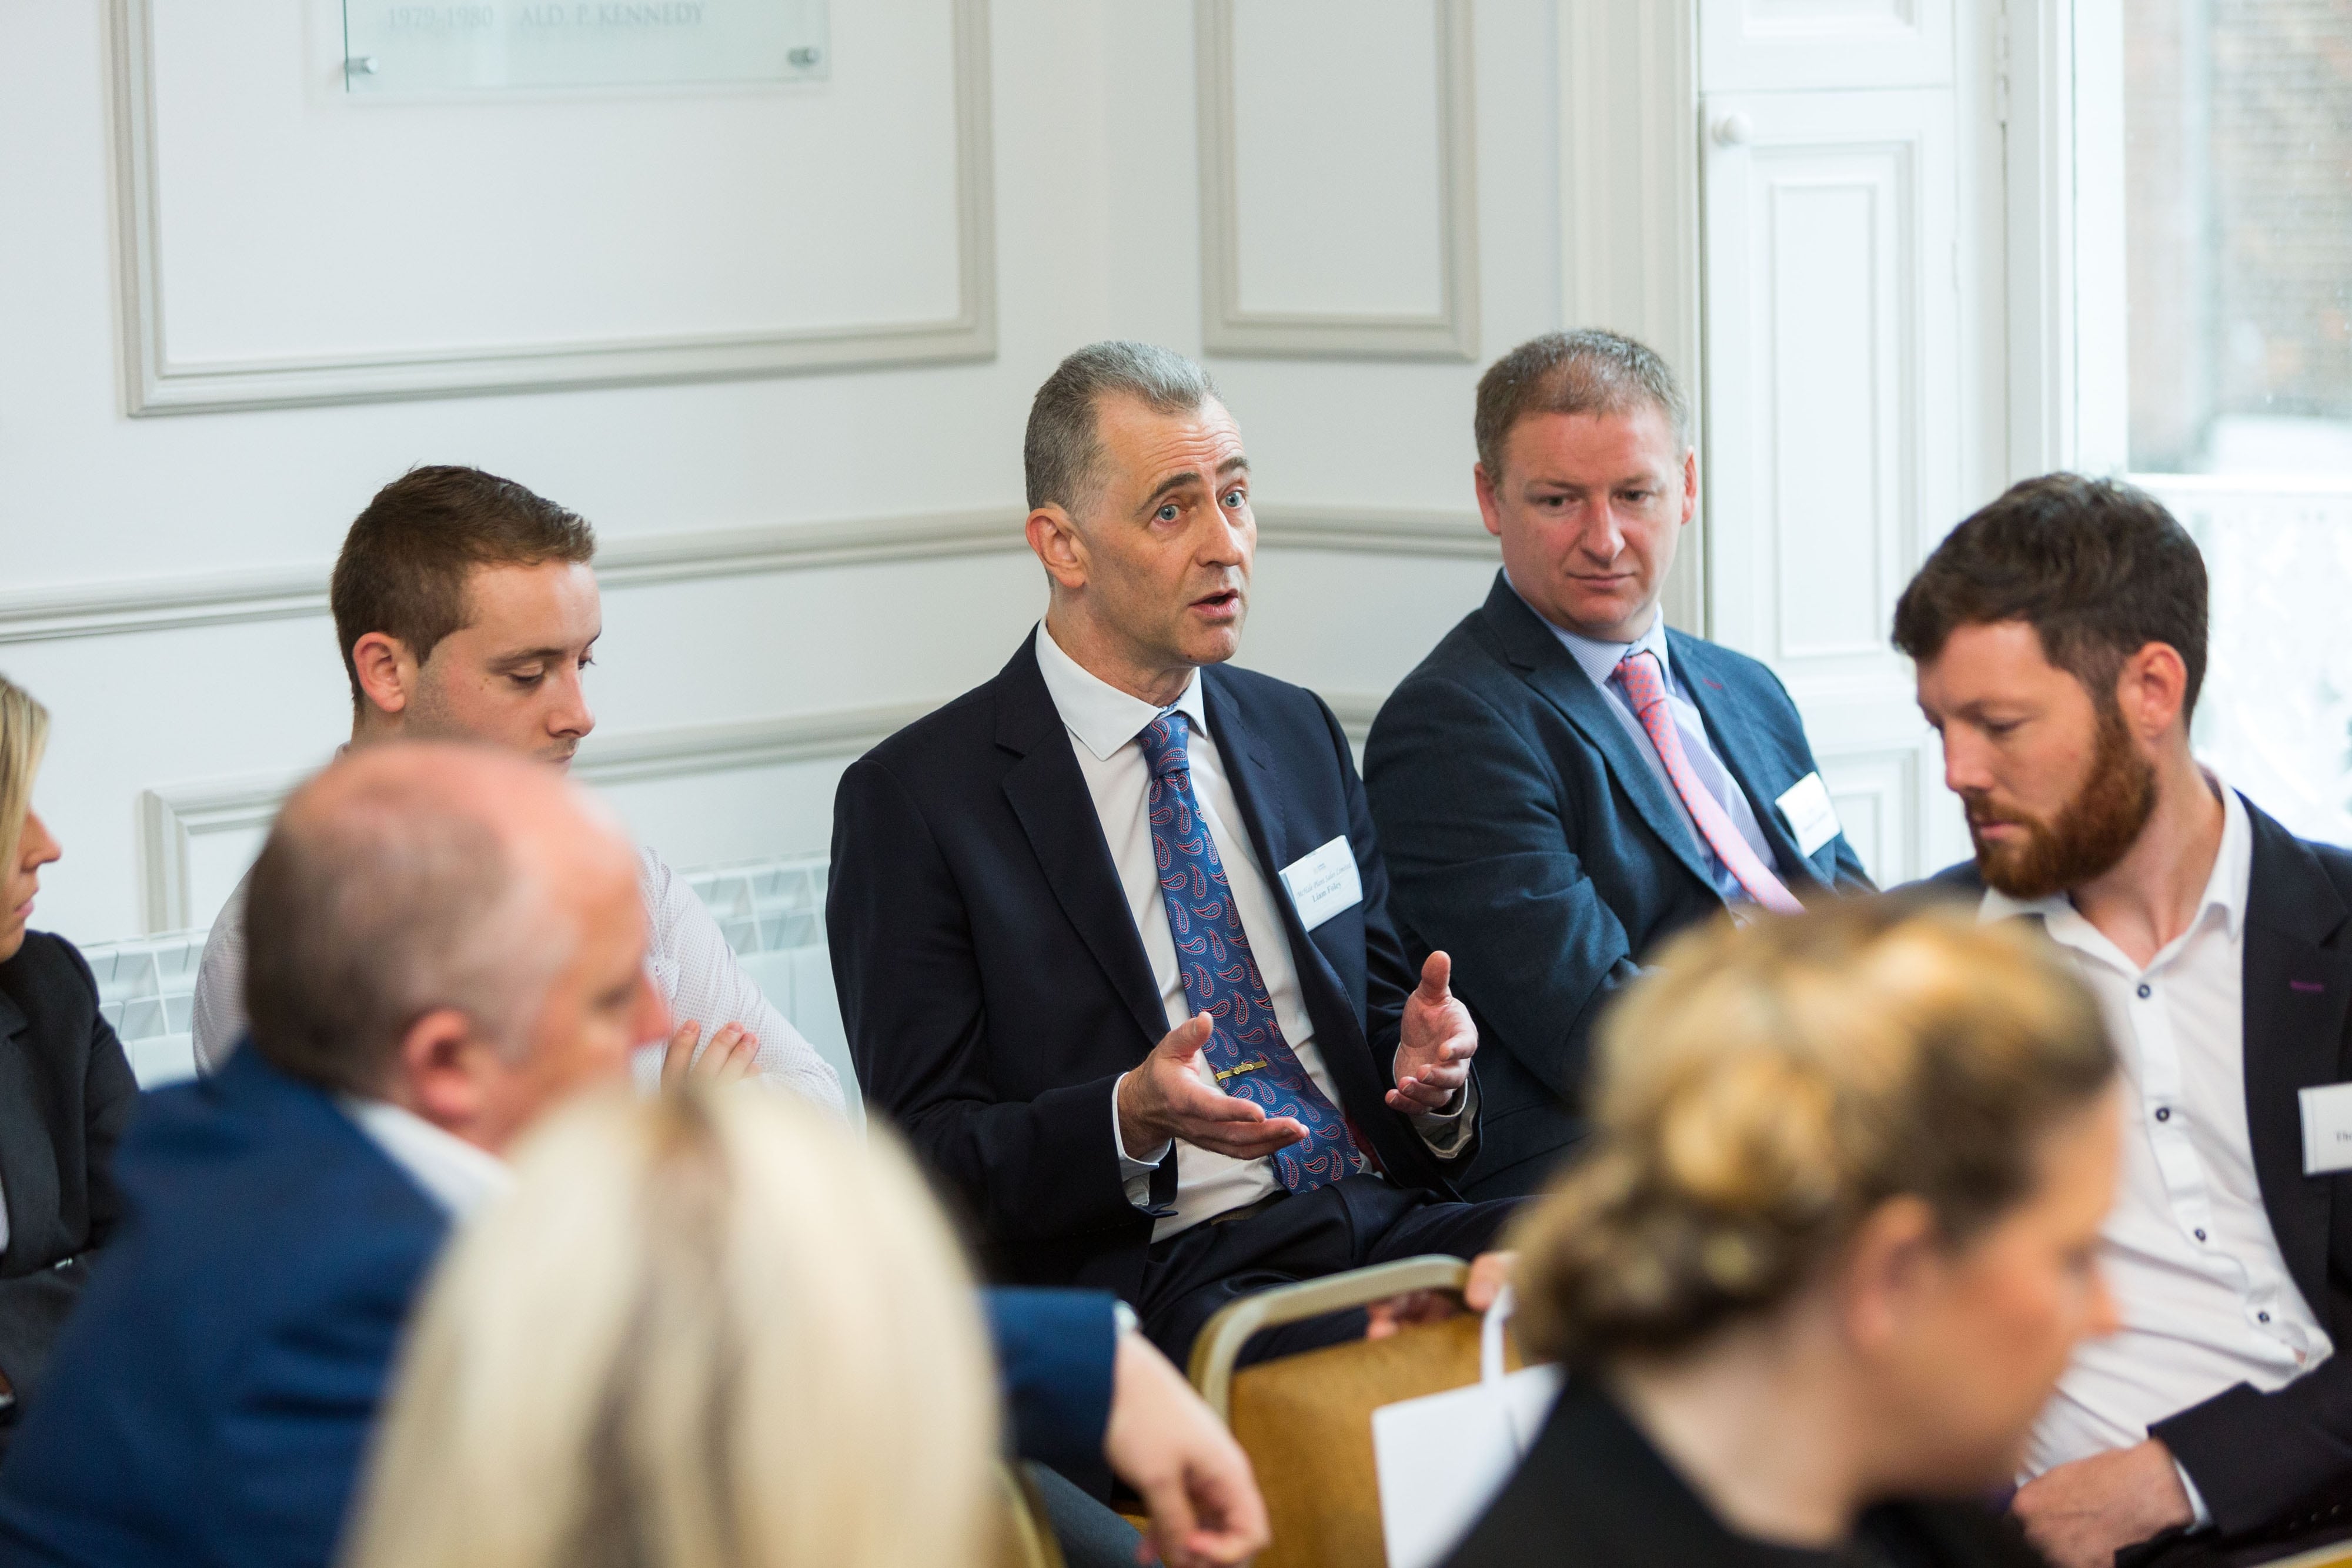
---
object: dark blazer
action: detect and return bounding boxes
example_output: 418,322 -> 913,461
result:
1365,573 -> 1872,1198
0,932 -> 138,1434
1444,1379 -> 2047,1568
828,636 -> 1473,1302
0,1045 -> 1127,1566
1930,796 -> 2352,1544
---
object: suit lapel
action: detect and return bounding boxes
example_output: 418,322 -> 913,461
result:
2240,800 -> 2352,1316
0,989 -> 45,1270
1479,576 -> 1718,893
1669,631 -> 1829,890
993,644 -> 1171,1054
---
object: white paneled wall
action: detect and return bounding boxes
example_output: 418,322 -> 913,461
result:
0,1 -> 1567,947
1696,0 -> 1997,884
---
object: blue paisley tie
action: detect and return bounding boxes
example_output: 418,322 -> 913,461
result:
1140,710 -> 1363,1194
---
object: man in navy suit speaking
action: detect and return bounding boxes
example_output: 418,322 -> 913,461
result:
830,342 -> 1518,1372
1365,330 -> 1872,1201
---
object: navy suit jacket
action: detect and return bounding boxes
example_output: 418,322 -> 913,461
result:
1930,797 -> 2352,1543
828,636 -> 1474,1302
0,1048 -> 1119,1566
1365,573 -> 1871,1198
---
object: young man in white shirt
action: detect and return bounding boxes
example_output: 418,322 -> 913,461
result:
1900,473 -> 2352,1568
189,465 -> 843,1114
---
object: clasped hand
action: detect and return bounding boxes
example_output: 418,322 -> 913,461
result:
1115,951 -> 1479,1156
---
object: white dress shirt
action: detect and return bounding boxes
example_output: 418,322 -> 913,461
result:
336,1095 -> 511,1219
1031,623 -> 1469,1242
191,847 -> 846,1116
1994,778 -> 2332,1522
1508,575 -> 1783,904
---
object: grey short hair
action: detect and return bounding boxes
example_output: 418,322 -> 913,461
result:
244,781 -> 573,1095
1025,341 -> 1220,514
1474,330 -> 1691,480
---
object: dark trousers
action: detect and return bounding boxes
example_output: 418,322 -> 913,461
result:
2122,1519 -> 2352,1567
1134,1175 -> 1525,1369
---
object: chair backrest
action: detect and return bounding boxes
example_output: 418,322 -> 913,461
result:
993,1463 -> 1068,1568
76,928 -> 209,1088
1188,1256 -> 1488,1568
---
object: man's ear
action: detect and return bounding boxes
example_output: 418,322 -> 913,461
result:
1473,463 -> 1504,539
350,631 -> 420,720
1679,447 -> 1700,526
390,1006 -> 494,1137
1025,504 -> 1089,593
1837,1193 -> 1940,1358
2114,641 -> 2190,743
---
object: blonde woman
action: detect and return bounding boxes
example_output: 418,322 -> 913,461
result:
1445,903 -> 2120,1568
0,676 -> 138,1455
343,1084 -> 1000,1568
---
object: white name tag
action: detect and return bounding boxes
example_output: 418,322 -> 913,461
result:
1775,771 -> 1842,859
1280,835 -> 1364,932
2301,1082 -> 2352,1175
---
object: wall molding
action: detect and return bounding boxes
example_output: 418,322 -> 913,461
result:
1194,0 -> 1479,361
0,504 -> 1493,645
109,0 -> 998,416
137,686 -> 1399,931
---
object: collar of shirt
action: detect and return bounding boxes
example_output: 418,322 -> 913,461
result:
336,1095 -> 512,1219
1033,620 -> 1209,759
1502,570 -> 1672,693
1979,770 -> 2251,964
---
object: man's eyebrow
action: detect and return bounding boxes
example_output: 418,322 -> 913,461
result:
1216,454 -> 1250,476
487,646 -> 579,668
1142,470 -> 1205,507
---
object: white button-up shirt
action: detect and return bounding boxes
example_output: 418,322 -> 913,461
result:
1508,577 -> 1783,904
1031,623 -> 1468,1241
1996,778 -> 2332,1516
336,1095 -> 512,1219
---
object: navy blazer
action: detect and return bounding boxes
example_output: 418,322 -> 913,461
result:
1365,573 -> 1871,1198
0,1047 -> 1122,1565
828,635 -> 1473,1302
1931,797 -> 2352,1544
0,933 -> 139,1432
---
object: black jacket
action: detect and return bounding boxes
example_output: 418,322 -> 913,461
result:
827,636 -> 1474,1300
0,931 -> 138,1426
1366,574 -> 1872,1198
1444,1380 -> 2047,1568
1932,794 -> 2352,1542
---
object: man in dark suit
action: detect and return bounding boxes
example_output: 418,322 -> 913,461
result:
830,340 -> 1518,1372
0,744 -> 1255,1568
1897,474 -> 2352,1568
0,730 -> 138,1457
1364,330 -> 1872,1199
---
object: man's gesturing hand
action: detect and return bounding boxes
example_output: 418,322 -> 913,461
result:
2011,1439 -> 2194,1568
1389,951 -> 1477,1112
1118,1014 -> 1307,1160
1104,1329 -> 1270,1568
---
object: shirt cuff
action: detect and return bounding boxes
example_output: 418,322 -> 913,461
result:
1411,1078 -> 1478,1158
2174,1457 -> 2213,1532
1111,1071 -> 1173,1209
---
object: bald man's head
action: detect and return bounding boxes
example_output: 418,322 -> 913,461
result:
243,743 -> 652,1139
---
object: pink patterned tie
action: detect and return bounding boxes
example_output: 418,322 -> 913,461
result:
1613,650 -> 1804,914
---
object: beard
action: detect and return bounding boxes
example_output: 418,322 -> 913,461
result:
1963,702 -> 2159,901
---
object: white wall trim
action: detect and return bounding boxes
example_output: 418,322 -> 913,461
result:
136,686 -> 1399,931
0,504 -> 1492,645
1194,0 -> 1479,362
109,0 -> 998,416
1559,0 -> 1703,632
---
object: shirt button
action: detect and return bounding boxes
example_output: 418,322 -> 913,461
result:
2260,1311 -> 2273,1323
2137,983 -> 2153,999
2156,1106 -> 2172,1122
2194,1228 -> 2207,1242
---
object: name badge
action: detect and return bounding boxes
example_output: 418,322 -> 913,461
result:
2301,1083 -> 2352,1175
1775,771 -> 1842,859
1279,835 -> 1364,932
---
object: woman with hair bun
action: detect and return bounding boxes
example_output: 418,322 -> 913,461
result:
1445,902 -> 2121,1567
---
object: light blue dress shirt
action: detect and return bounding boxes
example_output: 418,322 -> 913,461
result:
1508,576 -> 1783,904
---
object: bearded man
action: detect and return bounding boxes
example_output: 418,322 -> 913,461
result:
1900,473 -> 2352,1568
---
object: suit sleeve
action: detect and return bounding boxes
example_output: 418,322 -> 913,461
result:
2153,1365 -> 2352,1537
984,1288 -> 1117,1485
828,756 -> 1139,1243
1364,675 -> 1642,1105
0,948 -> 139,1402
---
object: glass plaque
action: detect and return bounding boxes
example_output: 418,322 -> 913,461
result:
341,1 -> 830,93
